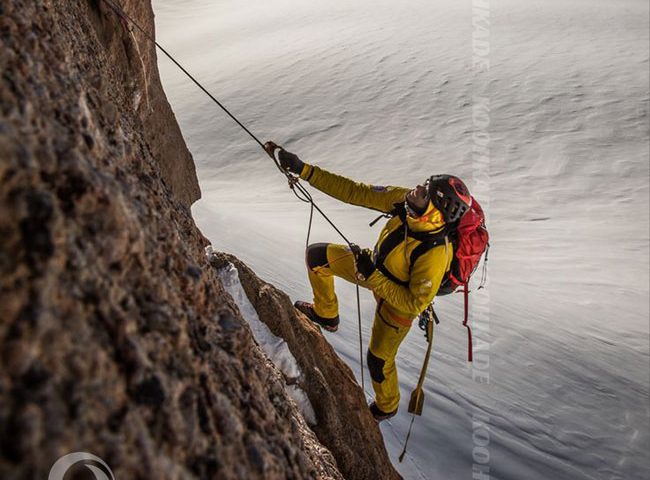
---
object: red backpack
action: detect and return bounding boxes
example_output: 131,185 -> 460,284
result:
437,196 -> 490,361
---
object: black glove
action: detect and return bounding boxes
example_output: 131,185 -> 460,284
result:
264,141 -> 304,175
352,245 -> 376,281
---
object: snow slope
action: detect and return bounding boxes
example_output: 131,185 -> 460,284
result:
153,0 -> 649,478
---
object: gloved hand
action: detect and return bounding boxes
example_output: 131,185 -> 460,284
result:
351,244 -> 376,281
264,141 -> 304,175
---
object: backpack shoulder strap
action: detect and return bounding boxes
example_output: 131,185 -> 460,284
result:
374,223 -> 410,286
408,231 -> 448,274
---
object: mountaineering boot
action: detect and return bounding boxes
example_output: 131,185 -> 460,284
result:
369,402 -> 397,422
294,301 -> 340,332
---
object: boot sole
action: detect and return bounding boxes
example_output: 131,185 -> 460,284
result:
320,324 -> 339,333
370,403 -> 397,422
294,302 -> 339,332
373,411 -> 396,422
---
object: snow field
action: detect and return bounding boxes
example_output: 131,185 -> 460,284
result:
156,1 -> 649,478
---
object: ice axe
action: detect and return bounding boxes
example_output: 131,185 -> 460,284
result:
408,306 -> 436,414
399,305 -> 438,462
408,385 -> 426,416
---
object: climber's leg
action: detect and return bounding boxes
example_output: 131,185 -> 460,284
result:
367,302 -> 411,413
305,242 -> 363,319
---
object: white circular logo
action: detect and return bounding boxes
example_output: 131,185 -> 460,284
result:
48,452 -> 115,480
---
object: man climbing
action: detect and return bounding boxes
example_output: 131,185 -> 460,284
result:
264,141 -> 472,422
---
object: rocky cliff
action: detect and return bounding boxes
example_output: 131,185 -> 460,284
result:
0,1 -> 399,479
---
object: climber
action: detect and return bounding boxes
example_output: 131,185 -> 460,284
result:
263,141 -> 472,422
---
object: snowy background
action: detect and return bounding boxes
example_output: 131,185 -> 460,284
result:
152,0 -> 649,478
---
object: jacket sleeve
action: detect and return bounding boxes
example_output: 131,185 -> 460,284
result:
365,242 -> 453,317
299,164 -> 409,213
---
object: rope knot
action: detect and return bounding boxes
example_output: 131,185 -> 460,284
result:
287,175 -> 300,188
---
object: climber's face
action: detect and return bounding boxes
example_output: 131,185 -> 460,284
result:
406,181 -> 429,211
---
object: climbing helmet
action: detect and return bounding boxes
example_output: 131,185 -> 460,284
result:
426,175 -> 472,223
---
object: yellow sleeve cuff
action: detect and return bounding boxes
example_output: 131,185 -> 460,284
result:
299,164 -> 314,182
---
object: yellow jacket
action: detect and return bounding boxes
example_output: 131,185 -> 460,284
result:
300,164 -> 454,324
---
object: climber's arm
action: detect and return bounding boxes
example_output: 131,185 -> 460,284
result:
300,164 -> 409,213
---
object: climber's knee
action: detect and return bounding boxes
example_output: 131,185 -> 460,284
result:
306,243 -> 329,269
367,350 -> 386,383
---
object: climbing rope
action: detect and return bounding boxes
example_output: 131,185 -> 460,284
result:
98,0 -> 367,393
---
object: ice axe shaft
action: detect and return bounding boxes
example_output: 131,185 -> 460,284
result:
398,416 -> 415,462
407,308 -> 435,415
408,387 -> 425,415
400,308 -> 436,463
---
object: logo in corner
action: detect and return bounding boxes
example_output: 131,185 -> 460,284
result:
48,452 -> 115,480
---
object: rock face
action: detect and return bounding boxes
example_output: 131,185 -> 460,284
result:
85,0 -> 200,208
211,254 -> 402,480
0,0 -> 398,479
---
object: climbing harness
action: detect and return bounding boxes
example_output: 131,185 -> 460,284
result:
98,0 -> 367,393
399,304 -> 439,462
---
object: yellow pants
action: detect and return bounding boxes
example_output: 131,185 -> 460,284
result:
307,243 -> 411,413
